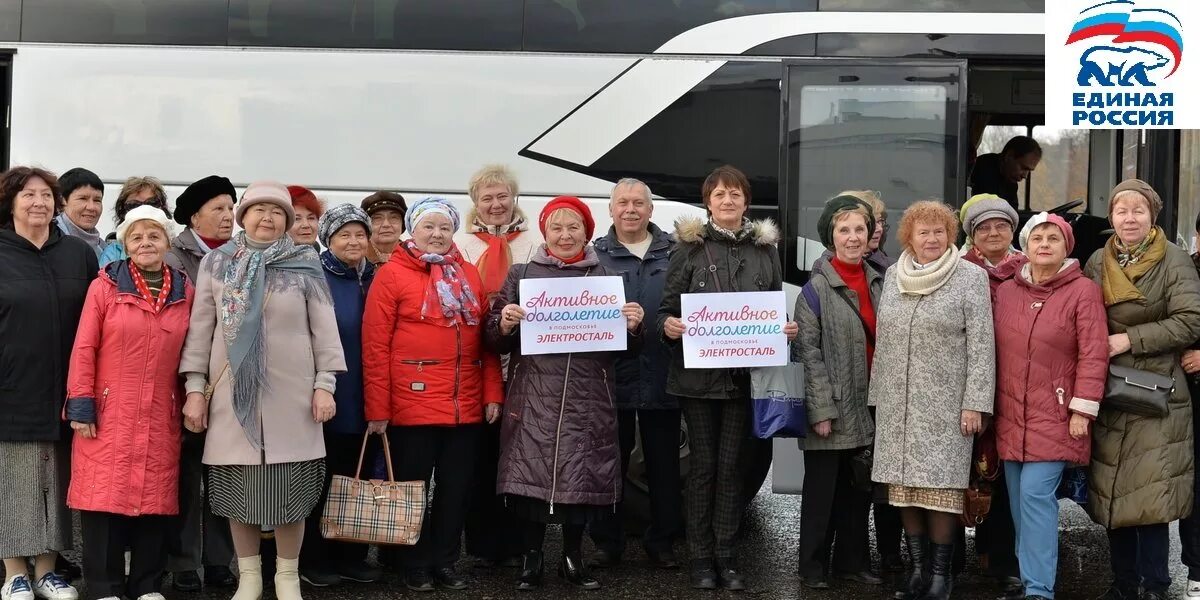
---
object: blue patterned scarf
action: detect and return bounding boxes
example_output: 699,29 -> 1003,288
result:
218,231 -> 327,448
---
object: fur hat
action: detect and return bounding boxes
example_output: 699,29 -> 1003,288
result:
175,175 -> 236,226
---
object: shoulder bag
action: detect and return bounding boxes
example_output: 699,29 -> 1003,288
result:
1104,364 -> 1172,418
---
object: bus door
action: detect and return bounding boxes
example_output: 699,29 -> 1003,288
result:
780,58 -> 969,284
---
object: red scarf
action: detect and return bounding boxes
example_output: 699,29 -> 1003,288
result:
472,231 -> 522,296
830,257 -> 877,369
559,249 -> 587,264
198,234 -> 226,250
129,265 -> 173,313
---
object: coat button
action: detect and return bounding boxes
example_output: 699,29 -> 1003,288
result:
698,282 -> 705,288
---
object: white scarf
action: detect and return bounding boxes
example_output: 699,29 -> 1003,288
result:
896,246 -> 959,296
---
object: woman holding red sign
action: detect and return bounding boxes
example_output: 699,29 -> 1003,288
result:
658,165 -> 799,592
487,196 -> 644,592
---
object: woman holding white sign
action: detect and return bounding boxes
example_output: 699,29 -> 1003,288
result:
869,200 -> 995,600
657,165 -> 798,592
487,195 -> 644,592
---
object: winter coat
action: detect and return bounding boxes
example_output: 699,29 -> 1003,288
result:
0,227 -> 98,441
593,224 -> 676,410
362,244 -> 503,427
320,251 -> 375,435
793,256 -> 881,451
179,249 -> 347,465
63,261 -> 193,516
486,247 -> 640,508
869,262 -> 995,490
992,261 -> 1108,466
657,217 -> 783,400
164,228 -> 215,283
1084,244 -> 1200,528
962,249 -> 1027,297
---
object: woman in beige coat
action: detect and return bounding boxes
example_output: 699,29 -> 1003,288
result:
179,181 -> 346,600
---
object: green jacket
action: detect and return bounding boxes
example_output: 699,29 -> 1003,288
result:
657,217 -> 783,400
1084,242 -> 1200,528
792,256 -> 882,451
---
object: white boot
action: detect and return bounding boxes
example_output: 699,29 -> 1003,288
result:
274,558 -> 302,600
231,556 -> 263,600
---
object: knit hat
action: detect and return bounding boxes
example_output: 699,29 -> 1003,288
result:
236,181 -> 295,229
539,196 -> 595,240
116,205 -> 175,247
317,203 -> 372,249
961,193 -> 1019,236
817,195 -> 876,249
405,197 -> 461,233
1109,178 -> 1162,218
174,175 -> 236,226
1019,212 -> 1075,256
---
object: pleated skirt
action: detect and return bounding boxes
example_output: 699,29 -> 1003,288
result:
208,459 -> 325,526
0,441 -> 72,556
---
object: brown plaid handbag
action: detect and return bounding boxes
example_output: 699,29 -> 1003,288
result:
320,433 -> 425,545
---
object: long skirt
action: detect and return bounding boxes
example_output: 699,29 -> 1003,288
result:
0,441 -> 72,557
208,459 -> 325,526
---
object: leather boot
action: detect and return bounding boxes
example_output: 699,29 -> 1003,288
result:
558,555 -> 601,590
894,534 -> 930,600
231,556 -> 263,600
923,543 -> 954,600
274,557 -> 302,600
516,551 -> 544,591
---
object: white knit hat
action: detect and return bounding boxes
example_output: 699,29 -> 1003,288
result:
116,205 -> 176,246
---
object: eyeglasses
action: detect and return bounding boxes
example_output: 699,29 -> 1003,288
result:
975,222 -> 1013,234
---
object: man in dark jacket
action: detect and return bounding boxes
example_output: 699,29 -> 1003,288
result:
970,136 -> 1042,210
587,179 -> 682,569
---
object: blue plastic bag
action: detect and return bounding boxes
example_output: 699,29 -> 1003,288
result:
750,363 -> 807,439
1056,466 -> 1089,505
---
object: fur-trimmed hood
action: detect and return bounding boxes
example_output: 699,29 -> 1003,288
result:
672,216 -> 780,246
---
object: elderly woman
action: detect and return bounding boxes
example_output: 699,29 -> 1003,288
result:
178,181 -> 346,600
793,195 -> 883,590
297,204 -> 382,587
488,196 -> 644,591
1083,179 -> 1200,600
100,176 -> 171,267
958,192 -> 1024,594
288,185 -> 323,250
869,200 -> 994,600
55,167 -> 107,259
361,197 -> 503,592
164,174 -> 238,592
0,167 -> 96,600
993,213 -> 1108,600
455,164 -> 544,568
361,191 -> 407,266
659,165 -> 798,591
64,206 -> 193,600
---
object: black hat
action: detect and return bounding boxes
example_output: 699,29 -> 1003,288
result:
360,191 -> 407,218
175,175 -> 236,226
817,195 -> 876,249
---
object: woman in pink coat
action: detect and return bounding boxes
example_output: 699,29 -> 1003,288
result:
64,206 -> 194,600
992,212 -> 1108,600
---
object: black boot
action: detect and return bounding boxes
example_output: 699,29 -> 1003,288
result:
894,534 -> 930,600
923,543 -> 955,600
558,555 -> 601,590
516,551 -> 544,591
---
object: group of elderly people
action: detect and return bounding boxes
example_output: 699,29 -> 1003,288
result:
2,159 -> 1199,600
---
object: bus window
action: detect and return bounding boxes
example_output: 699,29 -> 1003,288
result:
1028,127 -> 1090,213
20,0 -> 227,45
0,0 -> 18,41
1177,130 -> 1200,250
976,125 -> 1027,205
1121,128 -> 1143,182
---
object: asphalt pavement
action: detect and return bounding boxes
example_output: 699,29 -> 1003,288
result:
57,471 -> 1193,600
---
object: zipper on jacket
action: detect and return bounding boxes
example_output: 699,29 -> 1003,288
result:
400,359 -> 442,372
602,369 -> 613,409
549,354 -> 573,515
452,324 -> 462,425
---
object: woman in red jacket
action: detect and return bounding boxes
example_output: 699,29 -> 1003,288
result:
992,212 -> 1108,600
362,197 -> 503,593
64,206 -> 194,600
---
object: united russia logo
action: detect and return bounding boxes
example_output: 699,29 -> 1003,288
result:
1047,0 -> 1196,128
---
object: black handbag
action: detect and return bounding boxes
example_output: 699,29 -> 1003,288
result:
849,447 -> 874,493
1104,364 -> 1173,418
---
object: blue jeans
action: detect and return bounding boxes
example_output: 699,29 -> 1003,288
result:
1004,460 -> 1067,599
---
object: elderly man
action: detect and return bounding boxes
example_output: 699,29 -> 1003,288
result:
55,167 -> 108,259
587,178 -> 681,570
361,191 -> 407,266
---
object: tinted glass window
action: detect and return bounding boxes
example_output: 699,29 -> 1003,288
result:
228,0 -> 522,50
817,34 -> 1044,58
820,0 -> 1042,11
524,0 -> 817,53
583,62 -> 783,207
21,0 -> 227,45
0,0 -> 18,41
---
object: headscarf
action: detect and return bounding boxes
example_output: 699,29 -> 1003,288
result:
218,231 -> 328,448
405,196 -> 461,233
401,239 -> 480,326
470,206 -> 529,296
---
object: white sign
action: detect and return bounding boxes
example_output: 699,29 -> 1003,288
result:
519,276 -> 627,356
1046,0 -> 1198,128
681,291 -> 788,369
